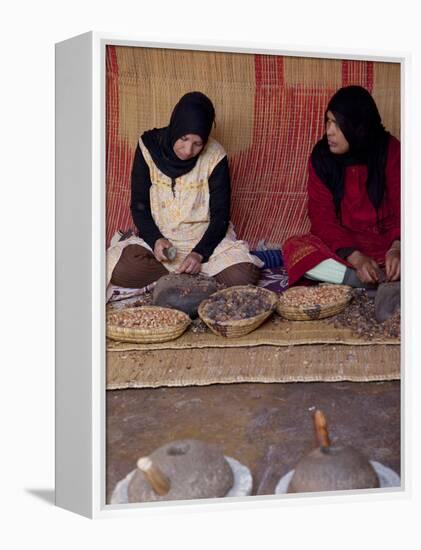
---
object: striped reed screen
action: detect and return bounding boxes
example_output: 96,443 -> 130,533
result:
106,46 -> 400,248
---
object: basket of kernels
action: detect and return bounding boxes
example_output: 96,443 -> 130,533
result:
198,285 -> 277,338
107,306 -> 191,343
276,284 -> 352,321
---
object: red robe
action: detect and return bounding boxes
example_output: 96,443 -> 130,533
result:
283,136 -> 401,285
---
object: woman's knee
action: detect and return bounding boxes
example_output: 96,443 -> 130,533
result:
214,262 -> 260,287
111,244 -> 168,288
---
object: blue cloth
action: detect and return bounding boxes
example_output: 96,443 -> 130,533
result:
251,249 -> 283,269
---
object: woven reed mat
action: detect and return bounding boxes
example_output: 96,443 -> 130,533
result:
106,317 -> 399,389
106,344 -> 399,389
106,316 -> 399,352
106,46 -> 400,247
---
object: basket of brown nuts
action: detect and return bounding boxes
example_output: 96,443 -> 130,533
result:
276,284 -> 352,321
107,306 -> 191,343
198,285 -> 277,338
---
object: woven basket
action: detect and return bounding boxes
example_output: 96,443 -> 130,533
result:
276,284 -> 352,321
107,306 -> 191,343
198,285 -> 277,338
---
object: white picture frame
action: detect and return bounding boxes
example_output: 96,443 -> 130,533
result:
55,31 -> 408,519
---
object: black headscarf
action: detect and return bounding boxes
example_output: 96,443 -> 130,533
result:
311,85 -> 390,215
141,91 -> 215,179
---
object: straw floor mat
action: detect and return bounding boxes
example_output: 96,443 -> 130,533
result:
107,344 -> 399,389
106,317 -> 400,389
106,316 -> 399,352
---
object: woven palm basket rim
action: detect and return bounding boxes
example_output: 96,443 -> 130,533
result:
276,284 -> 352,321
107,306 -> 191,343
198,285 -> 277,337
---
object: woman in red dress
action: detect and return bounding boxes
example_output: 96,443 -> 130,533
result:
283,85 -> 401,291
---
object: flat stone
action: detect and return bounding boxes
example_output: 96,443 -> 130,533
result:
153,273 -> 218,318
375,282 -> 400,323
127,439 -> 234,502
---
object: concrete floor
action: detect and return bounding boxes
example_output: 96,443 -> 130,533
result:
106,380 -> 400,502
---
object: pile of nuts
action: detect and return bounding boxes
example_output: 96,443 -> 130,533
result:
190,317 -> 208,333
202,288 -> 273,322
129,294 -> 154,308
107,307 -> 187,329
106,292 -> 154,313
329,289 -> 400,339
279,285 -> 351,308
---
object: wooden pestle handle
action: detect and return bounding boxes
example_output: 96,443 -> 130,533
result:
313,410 -> 331,449
137,456 -> 171,495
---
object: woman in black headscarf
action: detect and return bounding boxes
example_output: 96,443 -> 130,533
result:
283,85 -> 400,291
108,91 -> 262,289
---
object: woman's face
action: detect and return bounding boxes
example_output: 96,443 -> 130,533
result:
325,111 -> 350,155
173,134 -> 204,160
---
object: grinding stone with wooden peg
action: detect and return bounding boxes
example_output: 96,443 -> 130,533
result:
286,409 -> 380,493
110,439 -> 253,504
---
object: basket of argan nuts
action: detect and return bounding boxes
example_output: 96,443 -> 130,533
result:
107,306 -> 191,343
276,284 -> 353,321
198,285 -> 277,338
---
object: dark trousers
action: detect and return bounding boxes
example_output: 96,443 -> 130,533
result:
111,244 -> 261,288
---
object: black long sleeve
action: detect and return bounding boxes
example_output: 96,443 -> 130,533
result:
192,156 -> 231,262
130,144 -> 164,249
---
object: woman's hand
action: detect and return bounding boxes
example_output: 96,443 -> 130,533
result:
385,241 -> 401,282
154,238 -> 173,262
346,250 -> 381,284
175,252 -> 203,275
